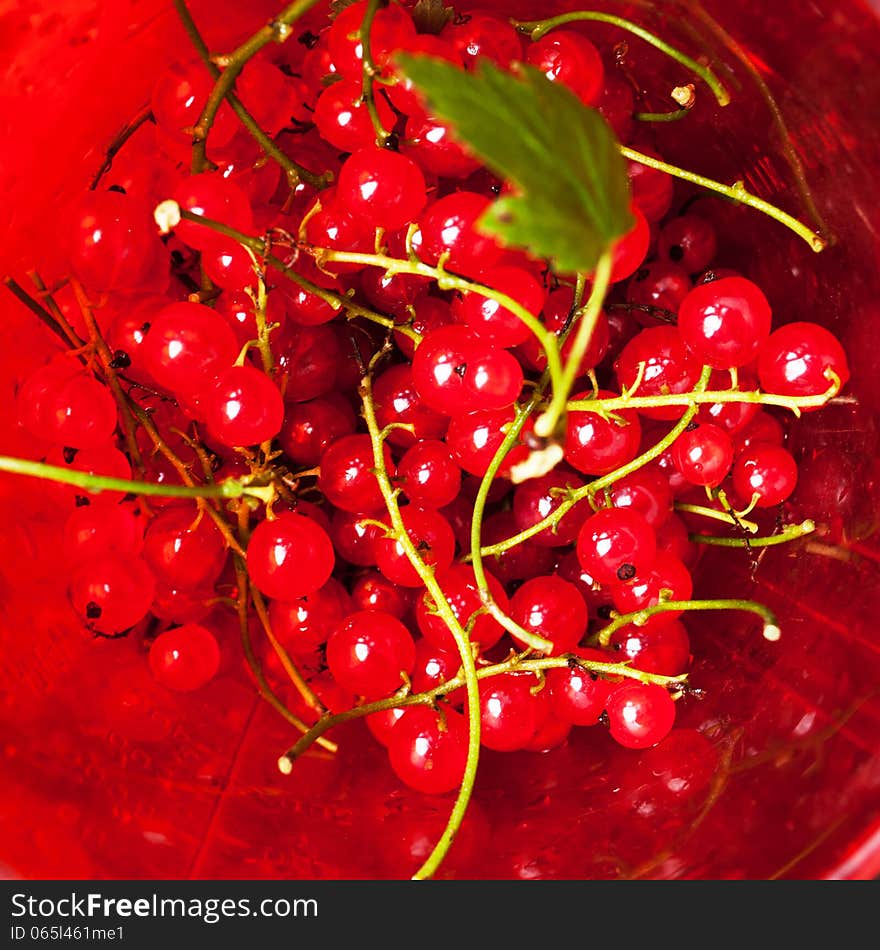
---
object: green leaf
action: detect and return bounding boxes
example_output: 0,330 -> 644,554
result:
394,56 -> 633,274
411,0 -> 455,34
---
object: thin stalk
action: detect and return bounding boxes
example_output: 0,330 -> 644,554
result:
692,519 -> 816,547
621,146 -> 827,252
360,0 -> 393,146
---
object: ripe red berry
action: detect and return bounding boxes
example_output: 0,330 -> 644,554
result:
453,265 -> 546,348
576,507 -> 658,587
142,301 -> 238,395
671,422 -> 735,488
564,389 -> 642,475
319,434 -> 394,514
337,147 -> 427,232
326,610 -> 416,698
416,564 -> 508,653
62,503 -> 144,564
615,326 -> 702,420
69,555 -> 156,635
418,192 -> 503,279
511,470 -> 591,548
387,706 -> 468,794
444,406 -> 529,477
757,321 -> 850,403
373,363 -> 449,448
398,440 -> 462,509
731,441 -> 798,508
268,578 -> 353,656
143,506 -> 228,590
172,173 -> 254,251
203,365 -> 284,448
374,506 -> 455,588
657,214 -> 717,273
678,277 -> 772,369
509,575 -> 589,654
610,619 -> 691,676
327,0 -> 416,80
605,681 -> 676,749
611,553 -> 693,629
148,623 -> 221,691
547,652 -> 613,726
313,78 -> 395,153
525,30 -> 605,106
479,672 -> 549,752
246,512 -> 335,600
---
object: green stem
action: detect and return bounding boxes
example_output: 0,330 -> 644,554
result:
566,374 -> 840,417
533,249 -> 612,439
692,519 -> 816,547
360,0 -> 393,146
175,0 -> 327,187
676,501 -> 758,534
171,210 -> 419,342
307,245 -> 561,377
620,146 -> 827,252
0,455 -> 271,502
469,397 -> 554,653
595,598 -> 780,647
279,652 -> 686,766
361,371 -> 481,881
472,367 -> 713,560
635,107 -> 690,122
511,11 -> 730,107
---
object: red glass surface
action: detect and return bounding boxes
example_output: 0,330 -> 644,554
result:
1,0 -> 879,879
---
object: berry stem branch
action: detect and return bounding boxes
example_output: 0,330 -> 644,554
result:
279,651 -> 686,766
89,106 -> 155,191
3,277 -> 84,352
0,455 -> 273,502
360,367 -> 481,882
469,395 -> 555,653
165,209 -> 420,342
594,598 -> 780,646
306,245 -> 563,385
511,11 -> 731,107
676,501 -> 758,534
534,249 -> 612,439
182,0 -> 326,184
360,0 -> 393,147
620,146 -> 827,252
566,374 -> 840,416
473,366 -> 713,559
691,519 -> 816,547
232,545 -> 337,752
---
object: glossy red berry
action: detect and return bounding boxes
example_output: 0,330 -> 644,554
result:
441,12 -> 522,69
374,506 -> 455,588
398,440 -> 462,509
757,321 -> 850,402
246,512 -> 335,600
511,470 -> 590,548
626,262 -> 691,314
509,575 -> 589,654
268,578 -> 352,655
731,441 -> 798,507
547,652 -> 613,726
279,395 -> 355,467
326,610 -> 416,698
678,277 -> 772,369
65,190 -> 162,292
609,205 -> 650,283
657,214 -> 717,273
564,389 -> 642,475
416,564 -> 508,653
606,681 -> 676,749
148,623 -> 221,691
142,301 -> 238,395
403,110 -> 481,179
350,570 -> 412,619
62,503 -> 143,564
525,29 -> 604,105
329,510 -> 383,567
610,619 -> 690,676
479,672 -> 548,752
337,147 -> 427,232
172,173 -> 254,251
615,326 -> 702,420
611,553 -> 693,629
320,434 -> 394,514
313,78 -> 395,153
327,0 -> 416,79
607,466 -> 672,529
444,406 -> 529,477
69,555 -> 156,635
453,265 -> 545,348
672,422 -> 735,488
203,365 -> 284,447
373,363 -> 449,448
418,192 -> 503,279
143,506 -> 227,590
151,59 -> 237,147
387,706 -> 468,795
577,507 -> 658,587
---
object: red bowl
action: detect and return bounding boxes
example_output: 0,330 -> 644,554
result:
1,0 -> 878,879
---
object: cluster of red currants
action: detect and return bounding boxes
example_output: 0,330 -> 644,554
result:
13,0 -> 850,797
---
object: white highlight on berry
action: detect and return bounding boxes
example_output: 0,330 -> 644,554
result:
154,199 -> 181,235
